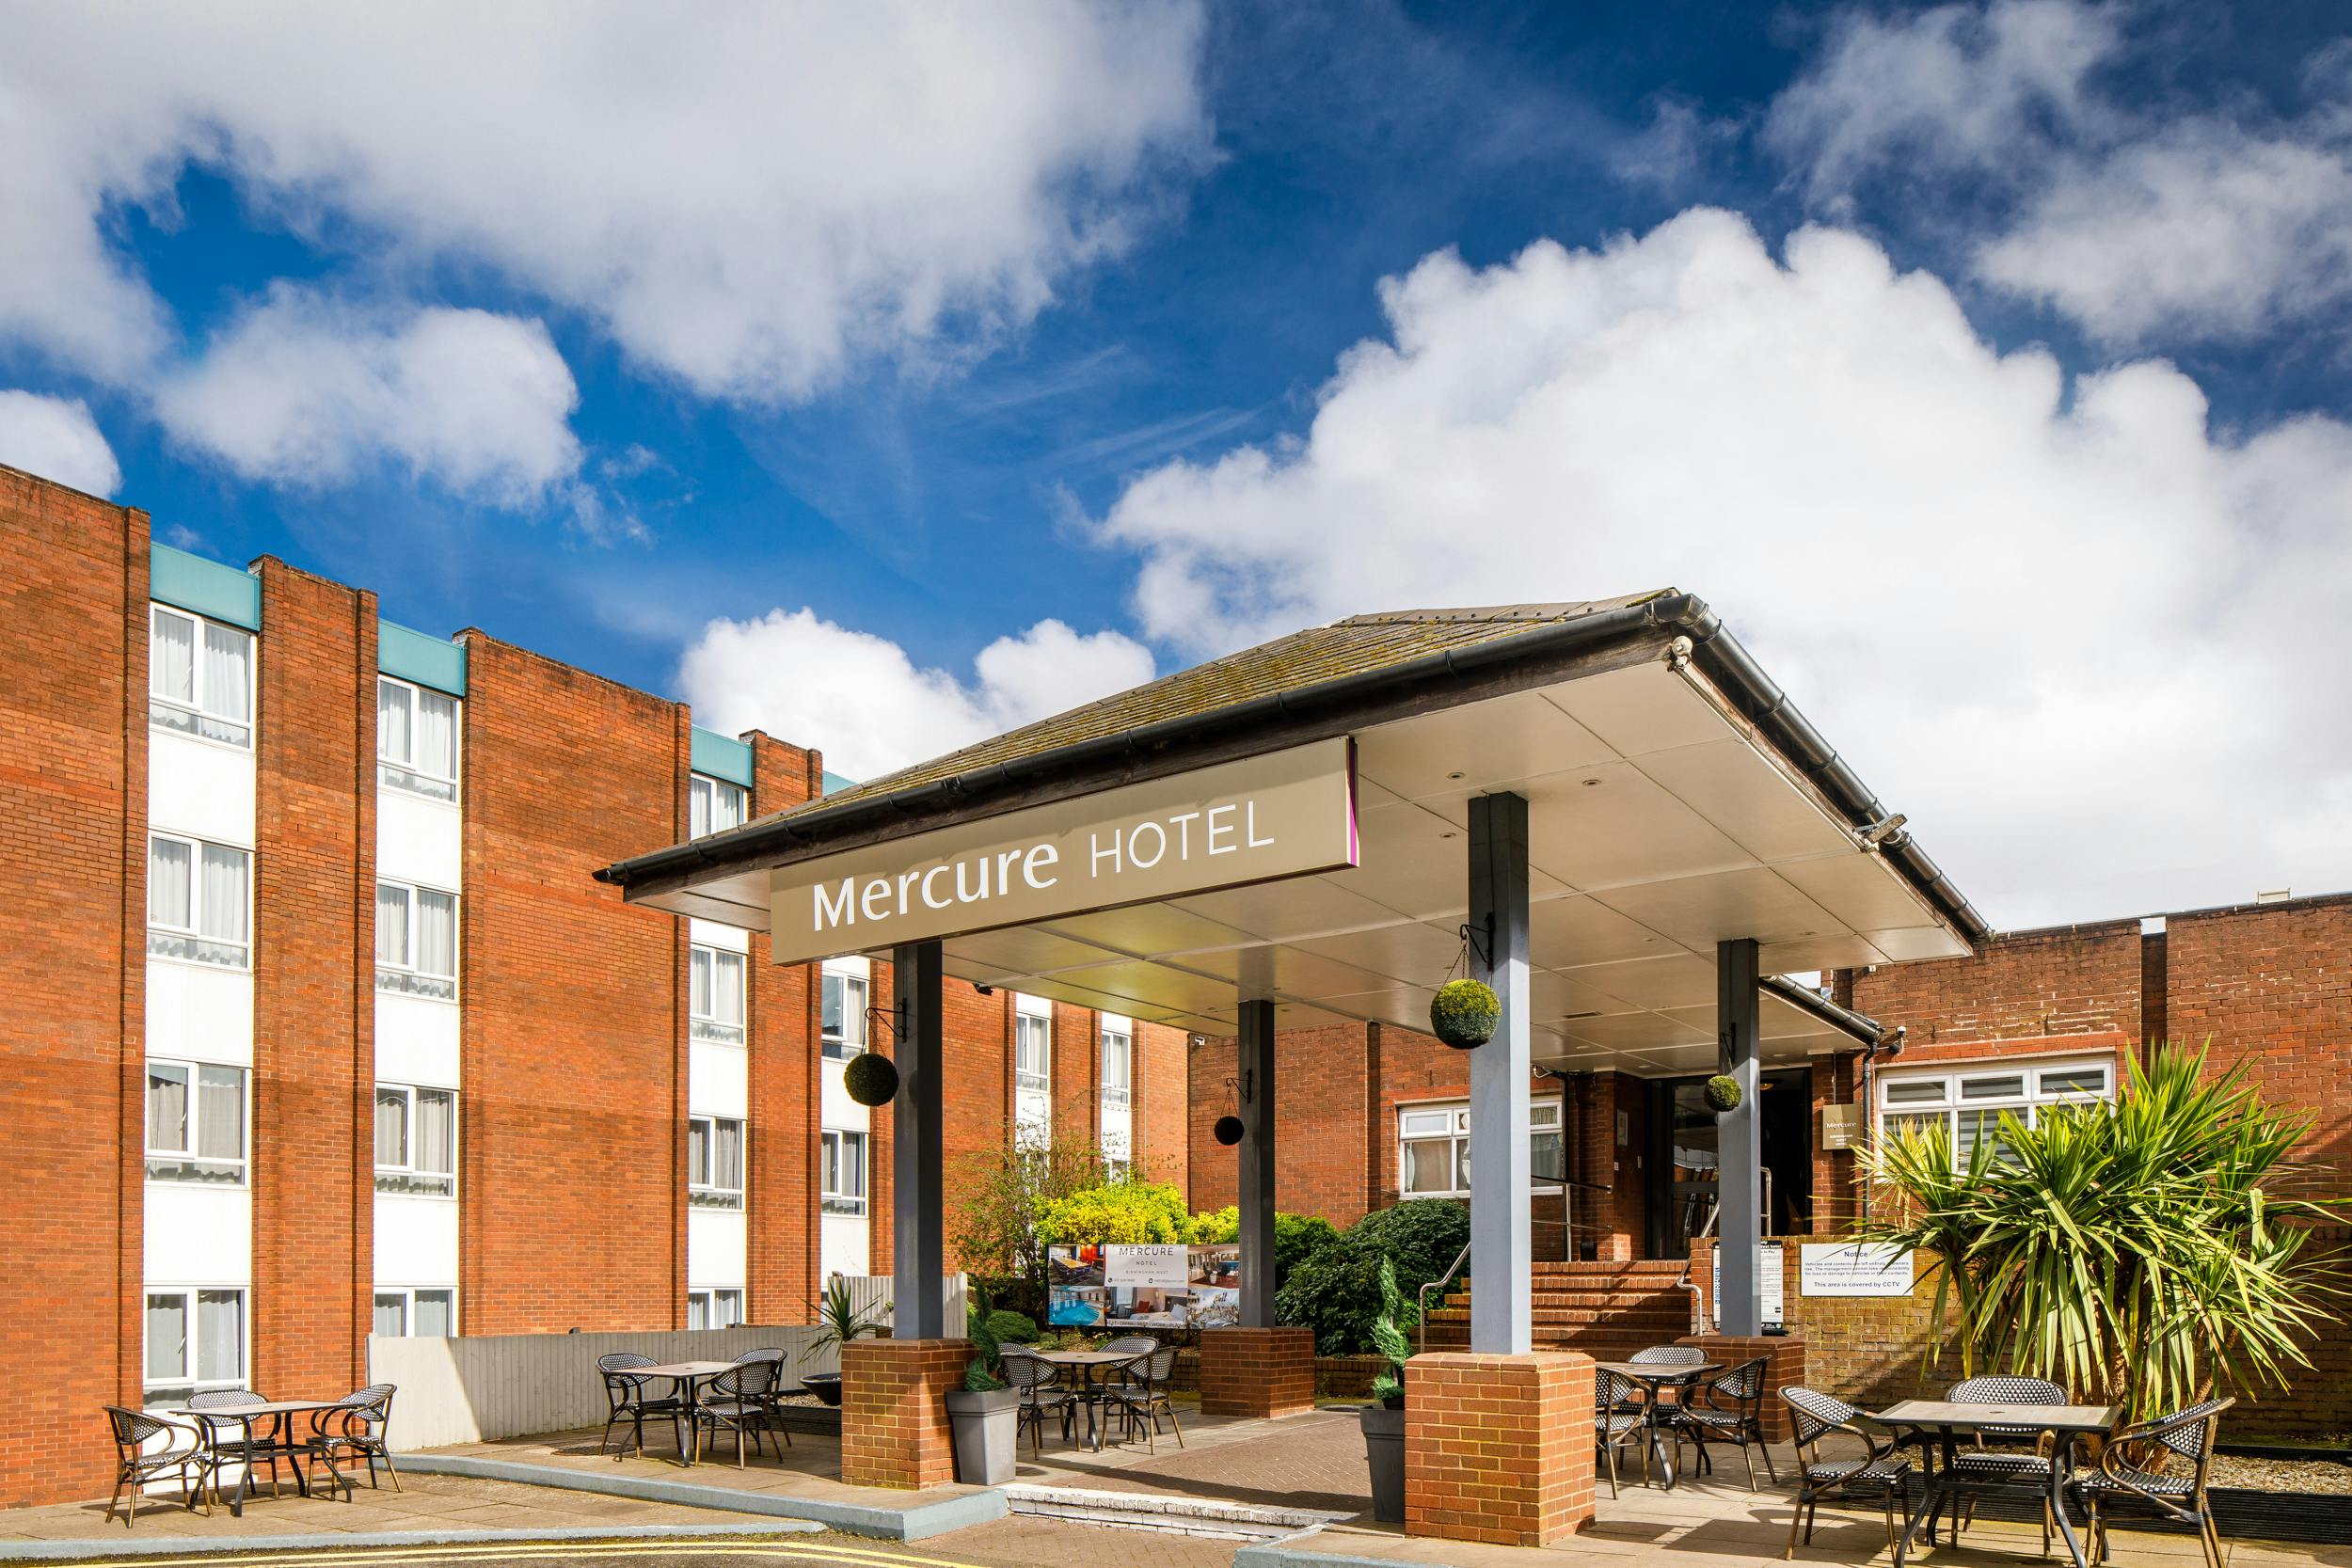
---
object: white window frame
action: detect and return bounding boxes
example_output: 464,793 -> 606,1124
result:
149,604 -> 255,750
1099,1022 -> 1133,1110
1014,1002 -> 1052,1094
820,967 -> 867,1061
145,1057 -> 248,1186
690,774 -> 748,839
376,674 -> 461,801
687,1288 -> 745,1331
374,1083 -> 458,1198
1875,1053 -> 2115,1164
146,831 -> 252,971
821,1128 -> 867,1215
374,879 -> 459,1001
372,1286 -> 458,1338
691,944 -> 747,1045
143,1285 -> 246,1400
1396,1098 -> 1564,1200
688,1114 -> 745,1209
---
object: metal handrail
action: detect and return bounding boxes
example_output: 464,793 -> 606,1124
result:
1417,1240 -> 1472,1356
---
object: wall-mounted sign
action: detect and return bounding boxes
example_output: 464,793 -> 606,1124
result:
1104,1243 -> 1188,1291
1799,1242 -> 1914,1297
769,738 -> 1359,965
1711,1241 -> 1786,1330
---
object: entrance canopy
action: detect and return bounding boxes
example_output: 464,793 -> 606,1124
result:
601,593 -> 1984,1076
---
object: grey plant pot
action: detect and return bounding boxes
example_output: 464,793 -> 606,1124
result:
946,1386 -> 1021,1485
1360,1402 -> 1406,1524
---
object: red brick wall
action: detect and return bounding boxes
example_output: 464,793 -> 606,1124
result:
2168,895 -> 2352,1171
865,958 -> 895,1275
1847,920 -> 2145,1047
840,1337 -> 965,1488
1406,1351 -> 1594,1544
0,468 -> 148,1505
249,560 -> 375,1397
746,732 -> 821,1323
1052,1001 -> 1100,1151
940,978 -> 1009,1273
1136,1022 -> 1189,1188
457,634 -> 690,1333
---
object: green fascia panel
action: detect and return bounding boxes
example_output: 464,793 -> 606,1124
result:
378,620 -> 467,696
150,544 -> 261,631
691,727 -> 755,786
821,769 -> 859,797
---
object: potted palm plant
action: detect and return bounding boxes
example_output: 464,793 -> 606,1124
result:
803,1277 -> 887,1407
1359,1258 -> 1414,1524
945,1288 -> 1021,1484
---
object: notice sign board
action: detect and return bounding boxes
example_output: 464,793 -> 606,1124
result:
770,738 -> 1359,965
1799,1242 -> 1915,1297
1104,1244 -> 1188,1291
1710,1242 -> 1786,1331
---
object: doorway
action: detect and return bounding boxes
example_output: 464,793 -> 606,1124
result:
1644,1069 -> 1812,1259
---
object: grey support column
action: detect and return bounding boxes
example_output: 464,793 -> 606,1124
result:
893,939 -> 947,1339
1468,792 -> 1532,1355
1236,997 -> 1277,1329
1715,937 -> 1763,1337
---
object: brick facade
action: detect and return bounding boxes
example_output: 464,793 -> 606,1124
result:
1405,1351 -> 1594,1545
840,1337 -> 967,1488
747,731 -> 823,1323
1197,1325 -> 1316,1418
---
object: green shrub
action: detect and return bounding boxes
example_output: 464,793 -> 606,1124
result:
1190,1206 -> 1341,1290
1276,1198 -> 1470,1355
964,1287 -> 1006,1392
1036,1179 -> 1201,1245
984,1307 -> 1040,1345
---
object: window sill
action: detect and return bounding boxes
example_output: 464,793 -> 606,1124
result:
820,1197 -> 867,1216
377,764 -> 459,804
375,970 -> 458,1003
374,1176 -> 456,1199
146,1160 -> 246,1187
151,704 -> 253,752
691,1022 -> 747,1046
689,1191 -> 744,1211
146,940 -> 251,974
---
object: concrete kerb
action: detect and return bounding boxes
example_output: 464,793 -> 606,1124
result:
398,1452 -> 1008,1541
1234,1534 -> 1433,1568
0,1520 -> 825,1562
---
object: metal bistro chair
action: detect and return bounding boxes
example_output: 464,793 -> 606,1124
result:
2073,1398 -> 2234,1568
691,1361 -> 778,1468
187,1388 -> 294,1506
597,1352 -> 684,1461
1104,1345 -> 1185,1454
1001,1347 -> 1077,1455
307,1385 -> 400,1494
1596,1368 -> 1654,1499
102,1407 -> 207,1527
1946,1374 -> 2068,1555
731,1348 -> 793,1449
1782,1386 -> 1914,1559
1628,1343 -> 1709,1452
1681,1355 -> 1779,1492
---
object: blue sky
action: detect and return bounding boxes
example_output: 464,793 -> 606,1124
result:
2,0 -> 2349,927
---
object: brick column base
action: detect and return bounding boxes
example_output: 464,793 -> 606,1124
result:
1406,1351 -> 1594,1546
842,1338 -> 968,1488
1199,1326 -> 1316,1418
1680,1332 -> 1806,1443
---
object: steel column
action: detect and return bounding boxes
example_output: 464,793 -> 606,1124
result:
892,939 -> 947,1338
1715,936 -> 1764,1337
1468,792 -> 1532,1355
1237,997 -> 1277,1329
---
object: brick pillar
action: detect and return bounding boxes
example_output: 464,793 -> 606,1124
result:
1198,1325 -> 1315,1418
841,1338 -> 966,1488
1406,1351 -> 1595,1546
747,733 -> 820,1324
1681,1332 -> 1806,1443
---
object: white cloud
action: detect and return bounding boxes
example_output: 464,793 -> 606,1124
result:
679,610 -> 1156,782
0,1 -> 1208,403
153,292 -> 581,503
0,390 -> 121,497
1097,209 -> 2352,926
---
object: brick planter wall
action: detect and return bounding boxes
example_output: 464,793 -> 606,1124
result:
1199,1326 -> 1316,1418
1318,1354 -> 1391,1399
1405,1351 -> 1595,1546
841,1338 -> 967,1489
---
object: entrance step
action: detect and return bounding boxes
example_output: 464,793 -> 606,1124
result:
1427,1259 -> 1699,1355
1002,1484 -> 1350,1541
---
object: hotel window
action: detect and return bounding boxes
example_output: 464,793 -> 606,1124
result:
691,945 -> 747,1044
1398,1100 -> 1564,1199
150,605 -> 253,749
375,881 -> 458,1000
820,968 -> 866,1061
1877,1057 -> 2113,1165
373,1288 -> 456,1338
377,675 -> 460,800
145,1059 -> 246,1185
688,1115 -> 745,1209
144,1287 -> 245,1402
374,1085 -> 457,1196
690,774 -> 748,838
1014,1006 -> 1051,1094
821,1129 -> 867,1215
688,1289 -> 744,1331
147,832 -> 251,970
1100,1023 -> 1133,1109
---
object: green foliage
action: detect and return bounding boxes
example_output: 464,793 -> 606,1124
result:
842,1050 -> 899,1107
1189,1207 -> 1341,1290
1276,1198 -> 1470,1355
1367,1257 -> 1414,1402
950,1141 -> 1117,1318
1858,1042 -> 2347,1424
984,1308 -> 1040,1345
1428,978 -> 1500,1049
1705,1073 -> 1741,1114
964,1286 -> 1006,1393
1038,1180 -> 1203,1245
808,1276 -> 888,1356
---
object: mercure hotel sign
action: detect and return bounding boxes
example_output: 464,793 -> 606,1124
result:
769,738 -> 1359,965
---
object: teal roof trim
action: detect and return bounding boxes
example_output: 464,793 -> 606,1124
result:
150,545 -> 261,631
378,621 -> 467,697
820,770 -> 859,797
691,728 -> 755,787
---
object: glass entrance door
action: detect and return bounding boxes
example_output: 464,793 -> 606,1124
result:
1644,1069 -> 1813,1258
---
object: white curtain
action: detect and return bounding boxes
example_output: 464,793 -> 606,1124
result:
201,623 -> 250,721
199,845 -> 247,944
149,838 -> 192,928
691,948 -> 712,1018
373,1295 -> 405,1338
413,1291 -> 453,1338
197,1066 -> 243,1161
416,1088 -> 455,1174
151,610 -> 194,704
378,678 -> 412,764
418,690 -> 456,778
688,1119 -> 709,1185
146,1295 -> 187,1381
374,1088 -> 408,1168
375,884 -> 408,967
197,1290 -> 242,1381
714,952 -> 744,1025
714,1119 -> 742,1190
417,890 -> 456,977
147,1065 -> 189,1152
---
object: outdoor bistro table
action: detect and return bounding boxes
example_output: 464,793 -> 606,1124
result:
1593,1361 -> 1721,1491
1870,1400 -> 2121,1568
612,1361 -> 738,1466
170,1400 -> 349,1517
1032,1349 -> 1143,1451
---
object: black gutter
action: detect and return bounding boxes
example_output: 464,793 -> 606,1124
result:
599,593 -> 1990,948
1758,973 -> 1891,1048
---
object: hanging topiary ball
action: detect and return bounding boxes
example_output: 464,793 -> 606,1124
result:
1429,978 -> 1501,1050
1213,1114 -> 1245,1147
1705,1073 -> 1742,1114
843,1051 -> 899,1107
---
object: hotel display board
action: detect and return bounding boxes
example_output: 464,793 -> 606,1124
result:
771,738 -> 1359,964
1047,1243 -> 1240,1329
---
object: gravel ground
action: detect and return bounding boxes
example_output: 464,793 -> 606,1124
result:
2207,1452 -> 2352,1493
